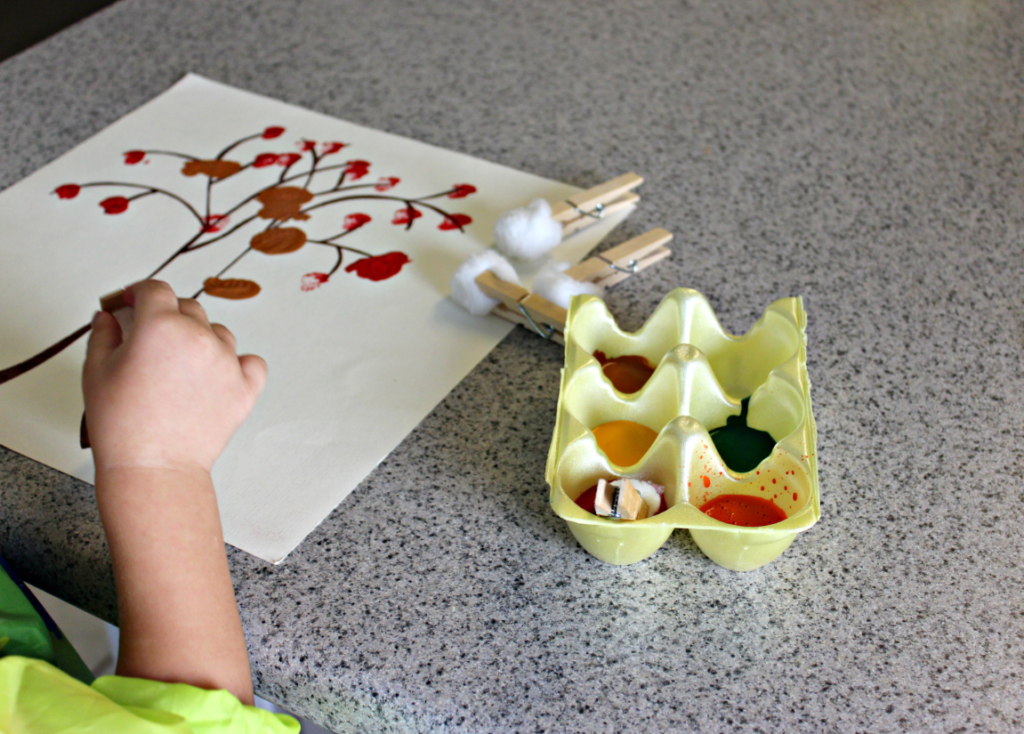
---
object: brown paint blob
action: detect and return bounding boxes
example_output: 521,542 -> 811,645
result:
181,159 -> 242,180
256,186 -> 314,221
593,350 -> 656,393
699,494 -> 786,527
591,420 -> 658,467
251,227 -> 307,255
203,277 -> 261,300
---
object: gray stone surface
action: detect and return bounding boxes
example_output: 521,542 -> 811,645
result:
2,0 -> 1023,731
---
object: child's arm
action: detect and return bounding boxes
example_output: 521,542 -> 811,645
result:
82,279 -> 267,705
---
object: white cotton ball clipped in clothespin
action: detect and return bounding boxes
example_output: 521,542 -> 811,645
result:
493,199 -> 563,260
450,250 -> 521,315
532,261 -> 604,310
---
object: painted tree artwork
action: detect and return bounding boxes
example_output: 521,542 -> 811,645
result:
0,74 -> 630,562
0,125 -> 478,386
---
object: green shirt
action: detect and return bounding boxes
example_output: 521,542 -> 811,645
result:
0,558 -> 298,733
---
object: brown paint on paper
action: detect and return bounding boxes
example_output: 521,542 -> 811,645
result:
251,227 -> 307,255
181,159 -> 243,180
203,277 -> 261,299
256,187 -> 313,220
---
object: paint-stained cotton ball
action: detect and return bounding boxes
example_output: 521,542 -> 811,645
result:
493,199 -> 563,260
450,250 -> 521,315
532,261 -> 604,309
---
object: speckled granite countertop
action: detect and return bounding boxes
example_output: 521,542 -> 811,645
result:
2,0 -> 1022,731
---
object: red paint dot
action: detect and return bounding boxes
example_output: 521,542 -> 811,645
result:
448,184 -> 477,199
345,251 -> 411,281
343,159 -> 371,180
343,212 -> 371,230
793,492 -> 798,501
772,478 -> 776,484
438,213 -> 472,231
300,272 -> 329,291
702,475 -> 710,488
391,206 -> 422,225
100,196 -> 129,214
201,213 -> 229,232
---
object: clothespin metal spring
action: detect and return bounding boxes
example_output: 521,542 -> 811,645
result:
517,303 -> 558,340
570,201 -> 606,220
597,254 -> 639,275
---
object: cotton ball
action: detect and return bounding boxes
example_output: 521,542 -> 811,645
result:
532,261 -> 604,310
493,199 -> 563,260
450,250 -> 521,316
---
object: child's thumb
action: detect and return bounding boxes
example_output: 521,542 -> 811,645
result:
85,311 -> 121,366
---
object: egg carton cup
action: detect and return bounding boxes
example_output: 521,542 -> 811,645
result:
545,288 -> 819,571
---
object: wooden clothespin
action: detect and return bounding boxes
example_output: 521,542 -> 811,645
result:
99,288 -> 129,313
475,271 -> 568,344
480,228 -> 673,342
565,227 -> 672,288
594,477 -> 649,520
550,173 -> 644,238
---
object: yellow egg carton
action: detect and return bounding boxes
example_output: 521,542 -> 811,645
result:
545,288 -> 819,571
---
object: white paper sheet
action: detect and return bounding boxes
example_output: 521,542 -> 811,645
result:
0,74 -> 630,562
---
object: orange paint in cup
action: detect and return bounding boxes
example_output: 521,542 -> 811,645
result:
591,420 -> 658,466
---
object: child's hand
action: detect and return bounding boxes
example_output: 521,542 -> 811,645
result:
83,281 -> 266,701
82,279 -> 267,476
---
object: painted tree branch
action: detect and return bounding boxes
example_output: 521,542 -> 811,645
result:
0,126 -> 478,385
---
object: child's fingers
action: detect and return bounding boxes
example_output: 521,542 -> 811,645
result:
178,298 -> 210,325
238,354 -> 268,398
111,306 -> 135,340
130,280 -> 181,320
85,311 -> 122,366
211,323 -> 236,351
